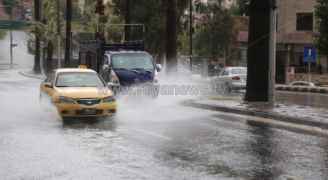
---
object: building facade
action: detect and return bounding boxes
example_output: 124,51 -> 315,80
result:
276,0 -> 328,83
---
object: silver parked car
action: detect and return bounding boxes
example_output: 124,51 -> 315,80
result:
211,67 -> 247,93
289,81 -> 315,87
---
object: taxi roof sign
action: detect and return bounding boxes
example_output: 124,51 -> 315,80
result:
78,65 -> 88,69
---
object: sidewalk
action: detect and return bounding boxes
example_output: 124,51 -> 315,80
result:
184,96 -> 328,129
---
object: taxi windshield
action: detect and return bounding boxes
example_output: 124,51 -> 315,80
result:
55,72 -> 105,87
111,53 -> 154,71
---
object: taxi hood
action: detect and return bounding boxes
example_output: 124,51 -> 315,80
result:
54,87 -> 113,99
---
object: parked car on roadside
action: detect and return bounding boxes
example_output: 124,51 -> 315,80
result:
289,81 -> 315,87
211,67 -> 247,93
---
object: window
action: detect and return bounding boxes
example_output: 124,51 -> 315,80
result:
56,72 -> 105,87
221,70 -> 229,76
231,68 -> 247,75
111,53 -> 154,70
296,13 -> 313,31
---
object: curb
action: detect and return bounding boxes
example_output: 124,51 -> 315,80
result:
276,85 -> 328,94
183,100 -> 328,129
18,71 -> 45,80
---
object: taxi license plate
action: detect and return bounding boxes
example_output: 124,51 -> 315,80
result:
79,109 -> 97,115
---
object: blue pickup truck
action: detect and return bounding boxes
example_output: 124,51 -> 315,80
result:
101,48 -> 162,97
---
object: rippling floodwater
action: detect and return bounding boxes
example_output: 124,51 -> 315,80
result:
1,32 -> 328,180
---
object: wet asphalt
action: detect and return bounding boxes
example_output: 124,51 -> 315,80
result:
1,31 -> 328,180
0,70 -> 328,180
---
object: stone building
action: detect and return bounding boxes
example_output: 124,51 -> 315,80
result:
234,0 -> 328,84
276,0 -> 328,84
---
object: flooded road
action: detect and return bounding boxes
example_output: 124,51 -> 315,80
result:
1,31 -> 328,180
1,70 -> 328,180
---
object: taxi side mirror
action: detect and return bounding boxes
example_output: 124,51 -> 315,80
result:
44,82 -> 53,88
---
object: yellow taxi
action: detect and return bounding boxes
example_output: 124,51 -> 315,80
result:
40,68 -> 117,119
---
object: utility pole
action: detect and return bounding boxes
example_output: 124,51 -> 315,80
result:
95,0 -> 105,72
245,0 -> 272,102
64,0 -> 72,67
33,0 -> 41,73
166,0 -> 178,74
189,0 -> 193,71
56,0 -> 61,68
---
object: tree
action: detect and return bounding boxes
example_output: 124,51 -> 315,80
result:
193,3 -> 233,59
2,0 -> 17,15
110,0 -> 188,65
124,0 -> 131,41
30,0 -> 64,74
42,0 -> 63,73
0,30 -> 7,40
111,0 -> 166,55
236,0 -> 250,16
315,0 -> 328,71
245,0 -> 272,102
79,0 -> 98,33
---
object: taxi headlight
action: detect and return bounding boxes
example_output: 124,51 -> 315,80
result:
58,96 -> 76,104
103,96 -> 116,103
